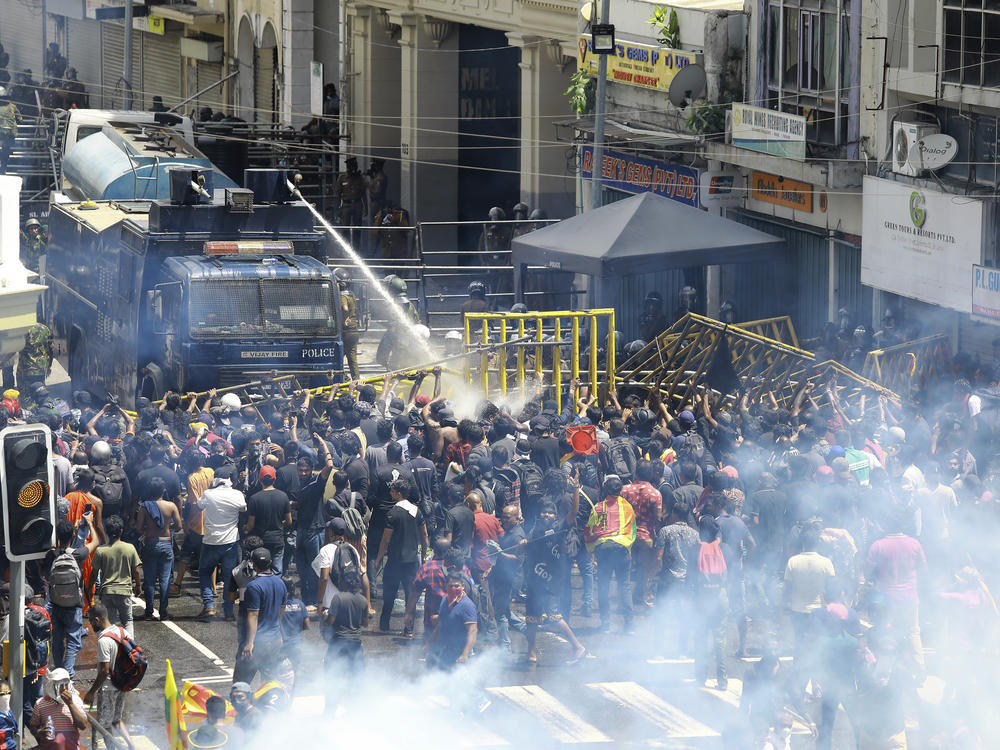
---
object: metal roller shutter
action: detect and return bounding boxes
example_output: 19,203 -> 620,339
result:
67,18 -> 101,105
1,0 -> 45,81
254,45 -> 276,123
140,31 -> 182,111
100,22 -> 142,109
196,60 -> 225,111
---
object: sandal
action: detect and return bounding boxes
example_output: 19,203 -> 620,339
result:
565,647 -> 588,665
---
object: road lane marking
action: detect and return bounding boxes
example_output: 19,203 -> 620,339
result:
486,685 -> 611,743
700,678 -> 811,734
586,681 -> 718,738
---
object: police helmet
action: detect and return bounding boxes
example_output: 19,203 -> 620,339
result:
679,286 -> 698,309
389,277 -> 408,295
882,307 -> 897,323
644,291 -> 664,307
414,324 -> 431,340
488,206 -> 505,222
529,208 -> 547,221
510,303 -> 528,314
512,202 -> 530,220
25,218 -> 41,229
333,267 -> 351,287
624,339 -> 647,358
719,300 -> 738,323
468,281 -> 487,299
445,330 -> 463,342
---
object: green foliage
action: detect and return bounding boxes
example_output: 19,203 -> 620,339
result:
564,68 -> 596,116
686,49 -> 745,137
648,6 -> 680,48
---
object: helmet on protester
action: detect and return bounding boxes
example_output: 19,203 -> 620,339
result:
333,268 -> 351,288
220,392 -> 242,411
512,202 -> 530,220
624,339 -> 647,358
488,206 -> 505,223
91,440 -> 112,462
468,281 -> 487,300
389,277 -> 408,295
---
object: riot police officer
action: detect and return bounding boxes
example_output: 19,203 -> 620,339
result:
336,157 -> 366,227
335,268 -> 361,380
873,308 -> 904,349
638,292 -> 668,342
462,280 -> 490,320
376,276 -> 419,370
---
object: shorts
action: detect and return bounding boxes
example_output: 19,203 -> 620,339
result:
525,583 -> 563,624
97,682 -> 126,726
179,532 -> 203,565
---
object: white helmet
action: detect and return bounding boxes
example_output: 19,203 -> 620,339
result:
444,330 -> 462,341
414,324 -> 430,340
220,392 -> 242,411
91,440 -> 112,462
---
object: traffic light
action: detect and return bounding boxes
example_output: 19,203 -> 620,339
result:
0,424 -> 55,561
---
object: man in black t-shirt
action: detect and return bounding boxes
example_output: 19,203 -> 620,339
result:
524,496 -> 587,665
324,570 -> 367,714
443,485 -> 475,563
366,442 -> 413,587
373,479 -> 428,632
246,466 -> 292,572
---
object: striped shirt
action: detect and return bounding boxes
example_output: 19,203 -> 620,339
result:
30,694 -> 86,750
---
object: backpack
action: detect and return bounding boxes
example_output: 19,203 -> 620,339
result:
331,542 -> 361,589
513,459 -> 544,502
93,464 -> 128,516
681,432 -> 707,461
23,604 -> 51,673
606,436 -> 636,481
106,627 -> 148,691
49,549 -> 83,608
492,467 -> 520,509
326,491 -> 367,539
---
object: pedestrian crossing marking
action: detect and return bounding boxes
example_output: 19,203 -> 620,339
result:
486,685 -> 612,744
132,736 -> 162,750
586,681 -> 719,738
380,694 -> 510,747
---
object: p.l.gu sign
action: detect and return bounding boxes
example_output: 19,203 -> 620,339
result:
581,146 -> 699,207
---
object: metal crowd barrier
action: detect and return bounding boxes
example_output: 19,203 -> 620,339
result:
463,309 -> 617,411
861,333 -> 952,394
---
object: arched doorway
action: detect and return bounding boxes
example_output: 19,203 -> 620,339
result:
255,22 -> 278,123
236,16 -> 255,121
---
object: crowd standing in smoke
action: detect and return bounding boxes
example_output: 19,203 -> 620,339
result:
0,348 -> 996,749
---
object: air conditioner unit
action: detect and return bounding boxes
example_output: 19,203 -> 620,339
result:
892,121 -> 940,176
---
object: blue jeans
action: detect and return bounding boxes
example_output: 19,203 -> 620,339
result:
143,539 -> 174,616
199,541 -> 240,617
295,530 -> 322,606
595,542 -> 633,627
48,603 -> 83,677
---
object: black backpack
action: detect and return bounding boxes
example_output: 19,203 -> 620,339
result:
24,604 -> 51,673
93,464 -> 128,515
492,467 -> 519,510
513,459 -> 544,502
331,542 -> 361,589
606,436 -> 636,481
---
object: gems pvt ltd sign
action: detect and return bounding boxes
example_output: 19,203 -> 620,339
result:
581,147 -> 698,207
577,36 -> 697,93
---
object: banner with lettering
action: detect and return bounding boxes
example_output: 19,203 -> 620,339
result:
581,147 -> 699,207
577,36 -> 698,93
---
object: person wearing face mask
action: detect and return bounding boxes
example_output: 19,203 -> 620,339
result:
29,670 -> 88,750
0,682 -> 13,750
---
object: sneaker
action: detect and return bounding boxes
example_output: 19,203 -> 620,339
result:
224,613 -> 236,623
196,608 -> 216,622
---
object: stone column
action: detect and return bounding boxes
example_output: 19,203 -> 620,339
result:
507,34 -> 575,217
394,12 -> 458,233
282,0 -> 314,127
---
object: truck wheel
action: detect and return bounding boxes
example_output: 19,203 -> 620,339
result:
139,362 -> 165,401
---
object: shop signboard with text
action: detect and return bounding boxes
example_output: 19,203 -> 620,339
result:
861,176 -> 984,313
731,104 -> 806,160
972,265 -> 1000,324
581,147 -> 699,207
577,36 -> 697,93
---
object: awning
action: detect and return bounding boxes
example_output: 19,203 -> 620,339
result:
635,0 -> 744,11
512,192 -> 784,279
555,117 -> 699,147
154,5 -> 224,24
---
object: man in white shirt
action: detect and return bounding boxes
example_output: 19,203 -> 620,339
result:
196,464 -> 246,622
83,604 -> 134,750
313,518 -> 361,619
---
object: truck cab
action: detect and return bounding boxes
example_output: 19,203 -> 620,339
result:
44,168 -> 343,406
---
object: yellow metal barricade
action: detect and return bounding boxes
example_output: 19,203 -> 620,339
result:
464,309 -> 616,411
862,334 -> 952,394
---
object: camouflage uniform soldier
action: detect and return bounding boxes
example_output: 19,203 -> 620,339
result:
20,218 -> 45,272
0,94 -> 20,174
16,323 -> 53,390
334,268 -> 361,380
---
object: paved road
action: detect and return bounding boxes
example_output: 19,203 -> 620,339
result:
45,571 -> 952,750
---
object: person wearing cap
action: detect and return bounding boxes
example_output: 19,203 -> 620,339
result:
235,547 -> 287,684
228,682 -> 259,731
246,465 -> 292,573
196,465 -> 247,621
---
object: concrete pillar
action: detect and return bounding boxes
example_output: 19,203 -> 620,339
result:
507,35 -> 575,218
394,13 -> 458,232
283,0 -> 314,127
0,176 -> 45,364
314,0 -> 339,101
347,5 -> 401,194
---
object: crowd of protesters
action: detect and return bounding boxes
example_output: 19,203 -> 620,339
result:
0,349 -> 994,749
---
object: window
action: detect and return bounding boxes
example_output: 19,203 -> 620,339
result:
188,279 -> 338,338
766,0 -> 855,148
943,0 -> 1000,86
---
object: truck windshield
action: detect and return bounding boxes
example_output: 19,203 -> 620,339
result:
189,279 -> 338,338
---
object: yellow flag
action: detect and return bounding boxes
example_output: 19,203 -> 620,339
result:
164,659 -> 188,750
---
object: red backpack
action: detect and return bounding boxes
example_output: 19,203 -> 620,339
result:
106,627 -> 148,691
